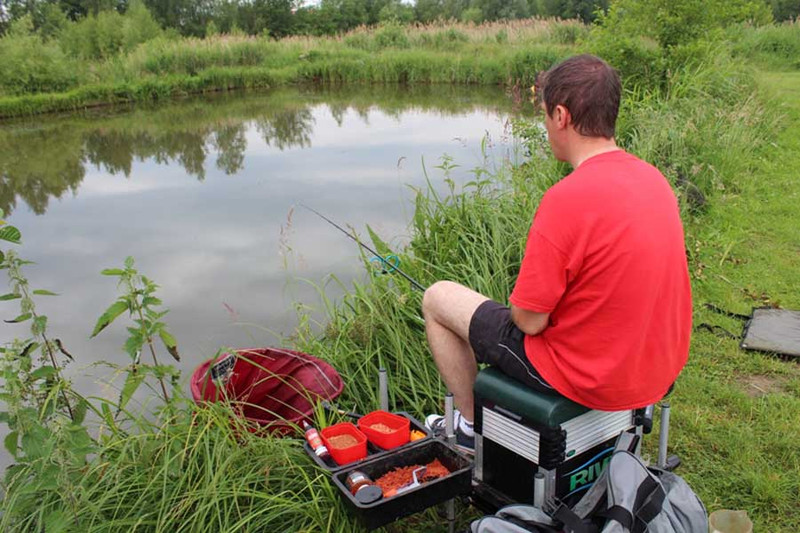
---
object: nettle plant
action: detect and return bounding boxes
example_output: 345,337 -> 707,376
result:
91,255 -> 181,410
0,208 -> 182,519
0,208 -> 93,511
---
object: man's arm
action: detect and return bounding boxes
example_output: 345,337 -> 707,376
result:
510,304 -> 550,336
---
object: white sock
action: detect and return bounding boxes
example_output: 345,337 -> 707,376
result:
458,414 -> 474,437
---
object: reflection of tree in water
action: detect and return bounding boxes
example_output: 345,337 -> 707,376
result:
0,109 -> 307,215
84,130 -> 210,180
0,127 -> 86,215
0,85 -> 510,216
255,109 -> 314,151
212,123 -> 247,175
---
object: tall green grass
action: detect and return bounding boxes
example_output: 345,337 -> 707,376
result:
0,395 -> 354,532
727,20 -> 800,70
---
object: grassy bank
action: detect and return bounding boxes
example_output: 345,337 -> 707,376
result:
0,19 -> 574,118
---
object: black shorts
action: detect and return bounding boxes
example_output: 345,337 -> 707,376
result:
469,300 -> 556,394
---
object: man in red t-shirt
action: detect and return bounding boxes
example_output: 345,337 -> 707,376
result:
423,55 -> 692,452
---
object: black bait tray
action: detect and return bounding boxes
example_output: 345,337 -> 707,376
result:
332,439 -> 473,531
304,412 -> 430,473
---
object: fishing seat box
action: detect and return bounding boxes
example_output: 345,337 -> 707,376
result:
472,368 -> 640,510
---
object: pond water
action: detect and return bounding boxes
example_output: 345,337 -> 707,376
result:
0,84 -> 527,399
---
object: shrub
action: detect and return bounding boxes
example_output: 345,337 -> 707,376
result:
0,16 -> 82,95
373,22 -> 410,49
59,2 -> 162,60
589,31 -> 669,90
121,0 -> 163,52
595,0 -> 773,51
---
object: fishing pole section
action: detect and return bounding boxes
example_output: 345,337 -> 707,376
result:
299,203 -> 427,292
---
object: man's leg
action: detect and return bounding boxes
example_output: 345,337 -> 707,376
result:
422,280 -> 489,422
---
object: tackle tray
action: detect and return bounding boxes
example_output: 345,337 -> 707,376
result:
332,439 -> 473,531
303,412 -> 430,472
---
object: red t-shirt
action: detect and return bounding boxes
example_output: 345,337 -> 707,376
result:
509,150 -> 691,410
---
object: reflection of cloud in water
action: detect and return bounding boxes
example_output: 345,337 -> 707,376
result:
77,172 -> 184,197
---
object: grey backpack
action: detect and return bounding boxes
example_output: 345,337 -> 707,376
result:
471,450 -> 708,533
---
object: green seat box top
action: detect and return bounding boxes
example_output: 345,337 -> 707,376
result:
474,368 -> 590,428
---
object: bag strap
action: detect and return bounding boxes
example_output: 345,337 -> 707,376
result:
634,479 -> 667,528
603,506 -> 633,529
695,303 -> 751,339
500,514 -> 563,533
704,303 -> 750,321
547,501 -> 598,533
592,473 -> 667,533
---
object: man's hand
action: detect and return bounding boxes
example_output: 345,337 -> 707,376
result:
510,304 -> 550,336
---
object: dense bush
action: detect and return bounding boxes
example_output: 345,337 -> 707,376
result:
588,34 -> 665,89
595,0 -> 773,50
0,16 -> 81,96
59,1 -> 163,60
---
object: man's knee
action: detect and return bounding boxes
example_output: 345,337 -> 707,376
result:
422,280 -> 461,321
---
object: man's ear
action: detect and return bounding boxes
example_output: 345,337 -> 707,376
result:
555,104 -> 571,129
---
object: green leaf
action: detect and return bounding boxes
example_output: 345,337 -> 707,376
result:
0,226 -> 21,244
90,300 -> 129,337
366,224 -> 391,255
100,268 -> 125,276
124,335 -> 142,360
158,329 -> 177,349
101,402 -> 113,424
159,329 -> 180,361
32,315 -> 47,335
142,296 -> 162,307
4,431 -> 18,457
0,293 -> 21,301
0,250 -> 4,264
5,313 -> 32,323
32,289 -> 58,296
64,424 -> 94,458
31,366 -> 58,381
118,371 -> 146,413
22,424 -> 54,460
21,342 -> 38,358
124,256 -> 135,269
73,398 -> 88,425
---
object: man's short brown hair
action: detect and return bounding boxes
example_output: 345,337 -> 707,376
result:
537,55 -> 621,139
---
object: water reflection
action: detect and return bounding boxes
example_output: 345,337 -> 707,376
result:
1,83 -> 524,406
0,85 -> 518,215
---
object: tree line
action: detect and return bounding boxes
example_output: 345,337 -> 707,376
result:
0,0 -> 615,38
1,0 -> 796,40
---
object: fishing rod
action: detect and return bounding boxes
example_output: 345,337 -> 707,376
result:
299,204 -> 427,292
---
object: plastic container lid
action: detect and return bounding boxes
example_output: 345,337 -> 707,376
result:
354,485 -> 383,505
321,422 -> 368,466
358,411 -> 411,450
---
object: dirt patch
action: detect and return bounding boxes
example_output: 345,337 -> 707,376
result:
739,374 -> 785,397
